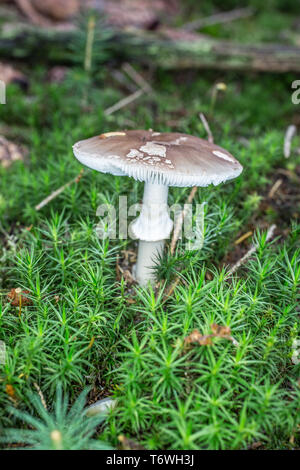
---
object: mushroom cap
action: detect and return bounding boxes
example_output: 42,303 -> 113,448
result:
73,130 -> 243,187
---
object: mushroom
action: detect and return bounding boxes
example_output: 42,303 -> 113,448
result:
73,130 -> 243,286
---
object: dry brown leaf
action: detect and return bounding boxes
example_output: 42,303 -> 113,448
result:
5,384 -> 16,399
184,324 -> 238,349
184,329 -> 213,347
7,288 -> 32,306
121,249 -> 137,264
197,335 -> 214,346
211,323 -> 239,346
118,434 -> 145,450
211,323 -> 231,337
250,441 -> 263,450
116,253 -> 136,285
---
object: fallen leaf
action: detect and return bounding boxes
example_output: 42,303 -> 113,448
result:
5,384 -> 16,399
121,249 -> 137,263
7,288 -> 32,307
211,323 -> 239,347
117,262 -> 135,285
211,323 -> 231,337
184,329 -> 213,346
118,435 -> 145,450
184,325 -> 239,349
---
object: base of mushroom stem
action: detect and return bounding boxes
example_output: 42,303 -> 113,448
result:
135,239 -> 165,286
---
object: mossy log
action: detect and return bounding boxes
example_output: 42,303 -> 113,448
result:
1,17 -> 300,73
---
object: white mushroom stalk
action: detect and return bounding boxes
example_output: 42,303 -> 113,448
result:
130,182 -> 173,286
73,129 -> 243,288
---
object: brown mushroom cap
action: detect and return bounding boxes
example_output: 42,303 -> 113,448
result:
73,130 -> 243,187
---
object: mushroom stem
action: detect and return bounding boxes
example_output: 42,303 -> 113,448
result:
131,182 -> 173,286
135,239 -> 165,286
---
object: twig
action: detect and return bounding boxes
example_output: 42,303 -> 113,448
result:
284,125 -> 297,158
111,70 -> 137,93
122,63 -> 153,94
199,113 -> 214,143
234,231 -> 253,245
104,88 -> 144,116
268,179 -> 282,199
163,275 -> 181,301
170,187 -> 198,255
183,7 -> 254,32
33,382 -> 47,410
35,169 -> 84,211
169,113 -> 214,255
228,224 -> 277,275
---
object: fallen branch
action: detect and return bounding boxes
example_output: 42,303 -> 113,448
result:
183,7 -> 254,32
1,20 -> 300,73
104,88 -> 144,116
122,62 -> 153,94
228,224 -> 277,275
111,69 -> 137,93
35,169 -> 84,210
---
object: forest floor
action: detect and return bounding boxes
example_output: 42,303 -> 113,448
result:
0,5 -> 300,450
